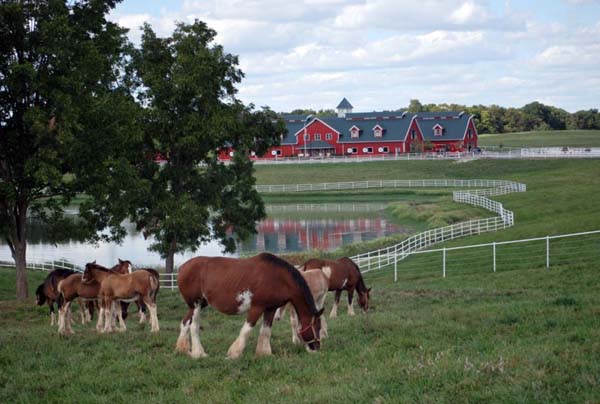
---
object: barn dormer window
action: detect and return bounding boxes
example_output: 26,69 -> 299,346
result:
433,124 -> 444,137
373,125 -> 383,138
350,125 -> 360,139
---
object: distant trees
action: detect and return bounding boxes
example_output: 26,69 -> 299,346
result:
398,100 -> 600,134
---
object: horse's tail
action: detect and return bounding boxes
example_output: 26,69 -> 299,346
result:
149,272 -> 159,303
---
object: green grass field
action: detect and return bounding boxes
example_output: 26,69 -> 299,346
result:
2,145 -> 600,402
478,129 -> 600,148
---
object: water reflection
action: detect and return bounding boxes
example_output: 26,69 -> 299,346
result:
237,203 -> 409,254
0,203 -> 409,267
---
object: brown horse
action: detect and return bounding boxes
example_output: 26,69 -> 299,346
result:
36,268 -> 80,325
175,253 -> 324,359
301,257 -> 371,318
82,262 -> 159,333
115,259 -> 160,324
56,260 -> 132,335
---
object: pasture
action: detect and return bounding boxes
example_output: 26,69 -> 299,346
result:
1,262 -> 599,403
2,157 -> 600,402
478,129 -> 600,148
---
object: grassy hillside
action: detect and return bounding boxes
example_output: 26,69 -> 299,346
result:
478,129 -> 600,148
2,158 -> 599,402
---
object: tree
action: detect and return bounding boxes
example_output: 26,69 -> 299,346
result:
407,99 -> 424,113
0,0 -> 136,299
133,21 -> 285,273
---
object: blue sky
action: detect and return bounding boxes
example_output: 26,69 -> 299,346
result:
109,0 -> 600,113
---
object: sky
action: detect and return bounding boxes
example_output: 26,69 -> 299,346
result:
109,0 -> 600,113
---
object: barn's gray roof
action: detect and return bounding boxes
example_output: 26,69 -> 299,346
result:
415,112 -> 471,141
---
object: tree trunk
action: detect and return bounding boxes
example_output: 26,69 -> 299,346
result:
14,240 -> 28,300
12,200 -> 29,300
165,238 -> 177,274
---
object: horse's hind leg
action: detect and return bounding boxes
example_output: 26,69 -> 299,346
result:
256,308 -> 276,357
142,295 -> 159,333
347,287 -> 356,316
330,290 -> 342,318
65,302 -> 75,335
78,298 -> 86,324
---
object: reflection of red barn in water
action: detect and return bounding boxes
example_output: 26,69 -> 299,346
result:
238,217 -> 404,253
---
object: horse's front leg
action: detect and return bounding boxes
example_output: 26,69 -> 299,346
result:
347,287 -> 356,316
227,307 -> 261,359
256,308 -> 276,357
317,293 -> 328,338
77,298 -> 86,324
103,297 -> 114,333
48,301 -> 55,326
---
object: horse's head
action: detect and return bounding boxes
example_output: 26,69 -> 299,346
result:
82,261 -> 98,284
358,287 -> 372,312
298,308 -> 325,352
116,259 -> 133,274
35,284 -> 46,305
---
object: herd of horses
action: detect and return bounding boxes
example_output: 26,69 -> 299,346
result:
35,253 -> 371,358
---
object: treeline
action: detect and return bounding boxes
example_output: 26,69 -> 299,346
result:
287,100 -> 600,134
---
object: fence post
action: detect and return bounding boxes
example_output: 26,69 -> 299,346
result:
394,247 -> 398,282
442,248 -> 446,278
493,242 -> 496,273
546,235 -> 550,269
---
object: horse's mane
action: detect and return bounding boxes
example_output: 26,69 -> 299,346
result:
259,253 -> 319,315
86,263 -> 113,272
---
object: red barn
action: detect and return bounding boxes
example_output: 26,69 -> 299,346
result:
218,98 -> 478,160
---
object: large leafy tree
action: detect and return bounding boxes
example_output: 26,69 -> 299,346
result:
0,0 -> 137,299
133,21 -> 284,272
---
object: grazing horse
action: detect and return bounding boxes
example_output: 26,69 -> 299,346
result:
35,268 -> 78,325
301,257 -> 371,318
82,262 -> 159,333
277,268 -> 331,344
175,253 -> 324,359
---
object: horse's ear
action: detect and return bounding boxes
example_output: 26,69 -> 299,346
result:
118,258 -> 123,264
316,308 -> 325,317
367,287 -> 372,293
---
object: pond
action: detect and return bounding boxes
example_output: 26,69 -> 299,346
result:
0,203 -> 411,268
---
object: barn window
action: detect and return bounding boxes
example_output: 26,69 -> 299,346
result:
326,133 -> 332,140
373,125 -> 383,138
468,128 -> 473,139
350,126 -> 360,138
315,133 -> 321,141
304,133 -> 310,141
411,130 -> 416,140
363,147 -> 373,153
347,147 -> 358,154
433,124 -> 443,136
